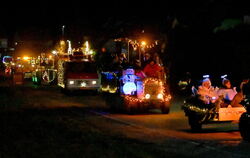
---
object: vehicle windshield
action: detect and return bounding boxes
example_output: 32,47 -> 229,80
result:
66,62 -> 97,73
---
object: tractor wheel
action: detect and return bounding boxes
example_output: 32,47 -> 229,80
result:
161,106 -> 170,114
239,112 -> 250,141
188,115 -> 202,132
123,98 -> 138,114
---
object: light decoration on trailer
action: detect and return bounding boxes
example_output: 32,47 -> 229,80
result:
203,75 -> 210,79
101,85 -> 117,93
82,41 -> 95,55
114,38 -> 159,51
221,74 -> 228,79
67,40 -> 72,55
42,69 -> 56,83
124,95 -> 144,103
143,78 -> 172,102
85,41 -> 89,52
2,56 -> 13,64
57,60 -> 65,88
124,78 -> 172,104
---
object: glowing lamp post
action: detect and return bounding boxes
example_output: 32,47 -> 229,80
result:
139,41 -> 146,63
62,25 -> 65,38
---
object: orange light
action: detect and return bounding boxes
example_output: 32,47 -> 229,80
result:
141,41 -> 146,46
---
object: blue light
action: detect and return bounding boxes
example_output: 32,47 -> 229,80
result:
102,72 -> 116,80
2,56 -> 12,64
221,74 -> 228,79
123,82 -> 137,95
203,75 -> 210,78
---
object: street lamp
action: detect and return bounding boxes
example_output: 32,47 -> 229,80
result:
139,41 -> 146,63
62,25 -> 65,38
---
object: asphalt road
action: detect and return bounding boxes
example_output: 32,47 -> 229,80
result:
1,79 -> 250,157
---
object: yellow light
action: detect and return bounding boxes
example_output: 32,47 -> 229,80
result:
49,55 -> 52,59
157,93 -> 164,100
141,41 -> 146,46
60,40 -> 65,45
23,56 -> 29,60
85,41 -> 89,52
52,50 -> 57,55
145,94 -> 150,99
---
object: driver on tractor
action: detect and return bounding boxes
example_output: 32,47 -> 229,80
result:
143,60 -> 163,79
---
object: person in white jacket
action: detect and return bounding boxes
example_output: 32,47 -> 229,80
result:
197,78 -> 218,104
217,78 -> 237,107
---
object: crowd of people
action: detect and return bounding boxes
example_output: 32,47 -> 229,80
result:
111,52 -> 164,80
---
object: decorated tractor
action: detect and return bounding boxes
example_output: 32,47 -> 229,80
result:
101,67 -> 171,114
182,77 -> 247,132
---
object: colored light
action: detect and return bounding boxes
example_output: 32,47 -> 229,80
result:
157,93 -> 164,100
203,75 -> 209,78
23,56 -> 29,60
141,41 -> 146,46
81,82 -> 86,87
52,50 -> 58,55
221,74 -> 228,79
123,82 -> 137,95
145,94 -> 151,99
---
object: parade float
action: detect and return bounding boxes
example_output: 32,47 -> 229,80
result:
182,75 -> 247,132
100,38 -> 171,114
56,40 -> 100,93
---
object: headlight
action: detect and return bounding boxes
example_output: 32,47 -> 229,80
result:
145,94 -> 150,99
157,93 -> 164,99
69,80 -> 75,85
92,80 -> 97,85
81,82 -> 86,87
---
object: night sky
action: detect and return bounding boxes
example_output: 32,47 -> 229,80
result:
0,0 -> 247,38
1,0 -> 250,78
